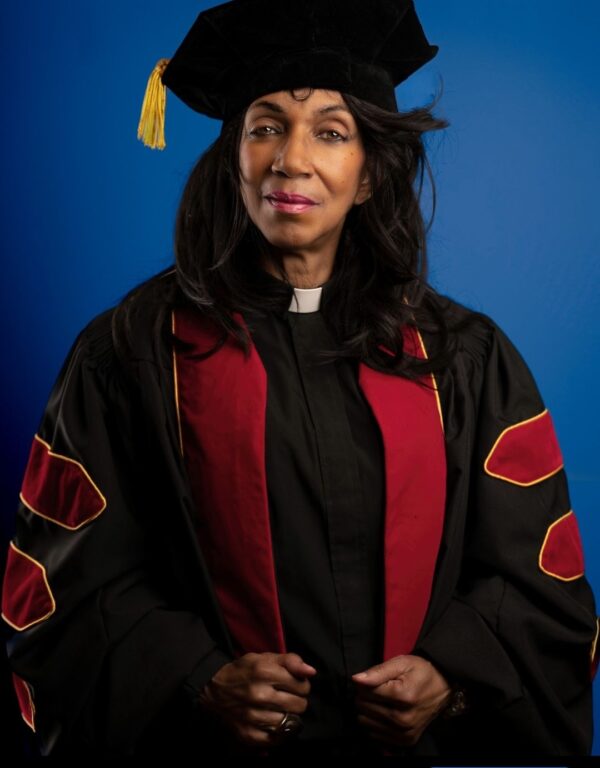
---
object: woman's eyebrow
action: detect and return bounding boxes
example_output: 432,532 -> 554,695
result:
248,100 -> 351,116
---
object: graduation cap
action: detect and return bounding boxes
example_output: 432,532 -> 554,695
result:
137,0 -> 438,150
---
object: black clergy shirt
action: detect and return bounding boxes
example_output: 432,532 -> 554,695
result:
189,262 -> 388,755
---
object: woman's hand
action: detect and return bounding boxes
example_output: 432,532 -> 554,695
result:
195,652 -> 316,750
351,654 -> 452,748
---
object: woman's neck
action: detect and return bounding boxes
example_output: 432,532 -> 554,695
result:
259,253 -> 334,289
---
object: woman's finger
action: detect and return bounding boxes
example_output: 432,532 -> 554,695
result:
249,686 -> 308,717
251,653 -> 313,696
353,678 -> 410,706
246,706 -> 289,729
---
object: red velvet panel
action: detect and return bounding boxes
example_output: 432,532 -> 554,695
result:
485,410 -> 563,486
172,308 -> 285,657
12,673 -> 35,731
20,435 -> 106,530
1,542 -> 56,631
539,511 -> 585,581
364,326 -> 446,659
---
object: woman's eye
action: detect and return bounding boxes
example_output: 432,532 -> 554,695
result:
320,129 -> 347,141
249,125 -> 277,136
248,126 -> 347,141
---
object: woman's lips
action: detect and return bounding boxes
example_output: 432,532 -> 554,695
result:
265,197 -> 317,214
266,191 -> 316,203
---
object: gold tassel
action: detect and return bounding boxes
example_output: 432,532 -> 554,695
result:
137,58 -> 171,150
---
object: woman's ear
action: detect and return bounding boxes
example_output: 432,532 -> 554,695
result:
354,169 -> 372,205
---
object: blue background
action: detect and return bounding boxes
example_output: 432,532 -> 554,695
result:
1,0 -> 598,757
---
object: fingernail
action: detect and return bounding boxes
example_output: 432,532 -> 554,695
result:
353,671 -> 368,678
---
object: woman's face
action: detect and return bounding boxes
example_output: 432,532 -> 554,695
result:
238,88 -> 371,262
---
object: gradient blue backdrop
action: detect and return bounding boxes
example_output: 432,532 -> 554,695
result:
1,0 -> 598,757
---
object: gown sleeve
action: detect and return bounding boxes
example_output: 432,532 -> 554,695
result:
1,312 -> 233,756
412,318 -> 598,756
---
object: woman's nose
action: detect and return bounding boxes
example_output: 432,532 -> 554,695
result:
271,131 -> 312,176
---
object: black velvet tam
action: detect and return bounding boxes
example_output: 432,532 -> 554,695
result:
160,0 -> 438,123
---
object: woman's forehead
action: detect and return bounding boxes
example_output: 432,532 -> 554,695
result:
246,88 -> 347,113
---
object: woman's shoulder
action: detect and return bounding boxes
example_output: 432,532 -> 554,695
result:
430,292 -> 545,409
60,306 -> 118,376
425,291 -> 494,358
65,268 -> 178,374
429,291 -> 534,379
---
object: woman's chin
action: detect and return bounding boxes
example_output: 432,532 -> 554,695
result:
259,231 -> 318,252
256,224 -> 340,254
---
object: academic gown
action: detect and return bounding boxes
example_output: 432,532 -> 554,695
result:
1,266 -> 598,757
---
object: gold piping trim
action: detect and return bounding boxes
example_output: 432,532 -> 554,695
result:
171,310 -> 185,457
1,542 -> 57,631
538,510 -> 584,582
19,435 -> 106,531
414,328 -> 444,434
592,617 -> 599,664
483,409 -> 564,487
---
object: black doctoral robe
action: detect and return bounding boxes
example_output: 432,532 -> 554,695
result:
1,266 -> 598,757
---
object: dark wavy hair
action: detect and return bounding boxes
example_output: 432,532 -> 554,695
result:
113,82 -> 472,380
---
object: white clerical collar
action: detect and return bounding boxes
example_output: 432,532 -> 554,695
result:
288,285 -> 323,313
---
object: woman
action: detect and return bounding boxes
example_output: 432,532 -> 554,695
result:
2,0 -> 597,758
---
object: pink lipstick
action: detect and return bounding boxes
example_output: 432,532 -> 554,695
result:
264,190 -> 318,214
